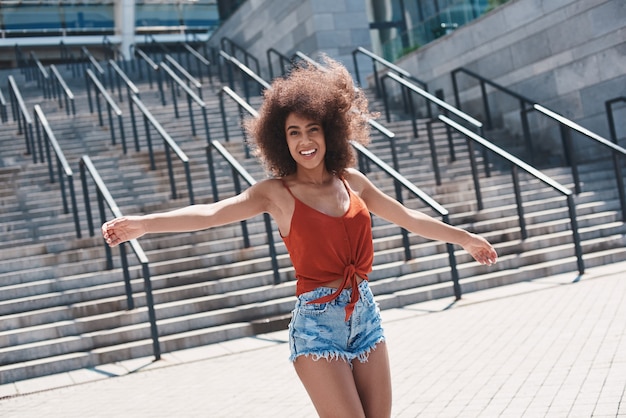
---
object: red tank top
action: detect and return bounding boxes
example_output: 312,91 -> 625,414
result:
281,178 -> 374,320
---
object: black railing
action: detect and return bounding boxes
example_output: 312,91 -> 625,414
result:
533,104 -> 626,221
164,54 -> 203,99
352,46 -> 428,97
59,42 -> 83,78
381,71 -> 489,190
144,34 -> 171,63
206,139 -> 282,285
440,114 -> 584,275
133,47 -> 165,104
129,94 -> 195,204
79,155 -> 161,361
107,59 -> 140,104
0,88 -> 7,123
7,75 -> 36,162
85,68 -> 127,151
159,62 -> 211,141
351,141 -> 462,299
266,48 -> 292,80
49,64 -> 76,116
218,86 -> 257,158
81,46 -> 106,86
606,97 -> 625,145
219,50 -> 270,103
220,37 -> 261,78
14,44 -> 27,72
102,35 -> 129,75
33,105 -> 81,238
179,42 -> 213,85
29,51 -> 51,99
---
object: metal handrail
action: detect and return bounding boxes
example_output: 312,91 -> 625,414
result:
62,47 -> 82,79
206,139 -> 281,285
0,88 -> 7,123
606,97 -> 626,145
605,96 -> 626,221
352,46 -> 428,95
14,44 -> 27,73
49,64 -> 76,116
220,37 -> 261,79
218,86 -> 258,159
107,59 -> 140,153
145,34 -> 171,63
107,59 -> 140,103
439,114 -> 584,275
85,68 -> 127,151
451,67 -> 532,130
81,46 -> 106,86
164,54 -> 203,99
452,68 -> 626,222
291,51 -> 319,68
129,94 -> 195,204
179,42 -> 213,85
352,46 -> 432,119
29,51 -> 51,99
134,47 -> 165,104
351,141 -> 462,299
266,48 -> 292,80
33,105 -> 81,238
381,71 -> 489,187
219,50 -> 270,103
159,62 -> 211,142
7,75 -> 36,163
534,104 -> 626,221
79,155 -> 161,361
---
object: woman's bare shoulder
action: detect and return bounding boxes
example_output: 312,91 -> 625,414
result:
250,177 -> 292,206
343,168 -> 371,193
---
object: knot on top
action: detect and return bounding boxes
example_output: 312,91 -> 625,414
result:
344,263 -> 356,281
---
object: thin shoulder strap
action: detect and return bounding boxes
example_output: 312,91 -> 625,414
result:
281,179 -> 296,198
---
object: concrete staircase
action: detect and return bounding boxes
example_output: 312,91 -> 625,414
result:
1,48 -> 625,385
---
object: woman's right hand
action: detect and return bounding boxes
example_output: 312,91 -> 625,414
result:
101,216 -> 146,247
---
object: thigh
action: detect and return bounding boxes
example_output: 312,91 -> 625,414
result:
294,356 -> 366,418
352,342 -> 392,418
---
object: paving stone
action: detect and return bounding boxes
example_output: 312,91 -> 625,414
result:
0,261 -> 625,417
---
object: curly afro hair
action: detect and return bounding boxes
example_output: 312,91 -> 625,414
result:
245,55 -> 373,177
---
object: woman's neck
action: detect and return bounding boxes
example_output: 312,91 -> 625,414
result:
294,166 -> 333,186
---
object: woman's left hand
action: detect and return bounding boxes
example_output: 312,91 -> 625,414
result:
461,233 -> 498,266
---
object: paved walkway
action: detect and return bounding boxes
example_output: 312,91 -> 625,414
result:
1,261 -> 625,417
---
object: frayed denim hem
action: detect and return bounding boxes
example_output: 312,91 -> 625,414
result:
290,337 -> 386,367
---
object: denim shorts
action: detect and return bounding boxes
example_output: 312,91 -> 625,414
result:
288,280 -> 385,364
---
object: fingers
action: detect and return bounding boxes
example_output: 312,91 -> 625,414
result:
475,247 -> 498,266
102,219 -> 123,247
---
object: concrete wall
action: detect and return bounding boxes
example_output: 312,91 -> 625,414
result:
210,0 -> 624,162
394,0 -> 625,162
207,0 -> 371,80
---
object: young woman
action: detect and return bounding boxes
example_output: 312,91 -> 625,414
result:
102,57 -> 497,417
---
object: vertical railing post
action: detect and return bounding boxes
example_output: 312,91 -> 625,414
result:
466,138 -> 484,211
511,165 -> 527,240
567,195 -> 584,276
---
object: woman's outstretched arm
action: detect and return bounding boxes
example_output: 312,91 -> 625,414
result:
102,180 -> 276,247
346,168 -> 498,266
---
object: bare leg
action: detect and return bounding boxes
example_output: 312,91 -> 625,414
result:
294,356 -> 366,418
352,342 -> 392,418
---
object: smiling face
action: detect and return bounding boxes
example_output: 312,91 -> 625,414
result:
285,112 -> 326,172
